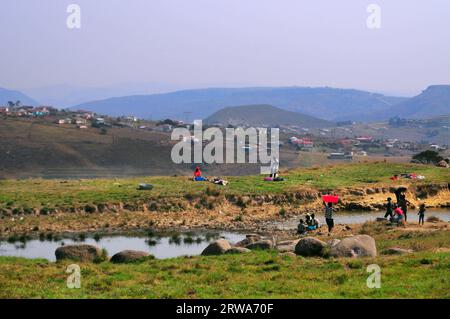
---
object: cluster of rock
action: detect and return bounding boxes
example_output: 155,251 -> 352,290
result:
55,244 -> 152,264
201,234 -> 379,258
55,233 -> 405,263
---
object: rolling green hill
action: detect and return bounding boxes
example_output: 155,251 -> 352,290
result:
204,104 -> 333,128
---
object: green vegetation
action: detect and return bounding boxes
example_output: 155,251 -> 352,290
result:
412,150 -> 446,165
0,162 -> 448,210
0,250 -> 448,298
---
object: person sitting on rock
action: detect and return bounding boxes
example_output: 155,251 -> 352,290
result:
297,219 -> 307,234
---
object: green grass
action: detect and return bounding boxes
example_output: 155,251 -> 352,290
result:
0,162 -> 448,210
0,250 -> 448,298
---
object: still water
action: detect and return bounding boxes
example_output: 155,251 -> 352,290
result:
0,232 -> 245,261
0,209 -> 448,261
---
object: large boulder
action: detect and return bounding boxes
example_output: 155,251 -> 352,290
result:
294,237 -> 327,257
55,244 -> 105,262
225,247 -> 251,254
276,240 -> 298,253
235,234 -> 261,247
245,240 -> 273,250
329,235 -> 377,258
110,250 -> 151,263
201,239 -> 232,256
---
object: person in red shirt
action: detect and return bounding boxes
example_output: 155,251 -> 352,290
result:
194,166 -> 202,178
394,206 -> 405,226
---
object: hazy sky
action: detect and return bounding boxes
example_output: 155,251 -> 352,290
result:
1,0 -> 449,96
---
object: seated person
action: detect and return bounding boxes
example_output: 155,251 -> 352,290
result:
310,213 -> 320,229
193,166 -> 207,181
297,219 -> 307,234
305,214 -> 317,231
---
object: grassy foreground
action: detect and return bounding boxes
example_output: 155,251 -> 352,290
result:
0,226 -> 449,299
0,252 -> 448,299
0,162 -> 448,210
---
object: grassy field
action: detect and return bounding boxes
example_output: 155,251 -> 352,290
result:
0,223 -> 449,298
0,250 -> 448,298
0,162 -> 448,210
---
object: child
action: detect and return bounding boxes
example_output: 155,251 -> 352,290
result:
297,219 -> 307,234
418,204 -> 426,225
394,206 -> 405,226
384,197 -> 394,220
310,213 -> 320,229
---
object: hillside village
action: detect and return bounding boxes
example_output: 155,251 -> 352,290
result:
1,101 -> 449,178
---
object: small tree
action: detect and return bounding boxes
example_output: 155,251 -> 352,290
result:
411,150 -> 444,165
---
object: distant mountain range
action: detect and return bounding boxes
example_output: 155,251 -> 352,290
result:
3,84 -> 450,122
22,82 -> 184,108
0,87 -> 39,106
381,85 -> 450,119
204,104 -> 333,128
72,86 -> 408,122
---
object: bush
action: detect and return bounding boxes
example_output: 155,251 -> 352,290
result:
411,150 -> 444,165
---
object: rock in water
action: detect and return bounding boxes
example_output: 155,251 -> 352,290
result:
201,239 -> 232,255
110,250 -> 151,263
55,244 -> 104,262
225,247 -> 251,254
294,237 -> 327,257
329,235 -> 377,258
245,240 -> 273,250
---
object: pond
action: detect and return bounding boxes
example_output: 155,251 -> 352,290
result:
272,208 -> 450,231
0,231 -> 245,262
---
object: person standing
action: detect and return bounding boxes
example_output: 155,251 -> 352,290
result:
384,197 -> 394,220
399,193 -> 409,222
323,201 -> 334,234
418,204 -> 426,225
270,156 -> 279,178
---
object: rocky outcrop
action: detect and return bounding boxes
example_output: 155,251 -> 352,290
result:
329,235 -> 377,258
55,244 -> 105,262
294,237 -> 327,257
201,239 -> 232,256
110,250 -> 151,263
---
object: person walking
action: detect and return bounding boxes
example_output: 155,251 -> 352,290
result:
323,201 -> 334,234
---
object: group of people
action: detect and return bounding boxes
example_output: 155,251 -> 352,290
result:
297,213 -> 320,234
384,195 -> 427,226
297,201 -> 335,235
192,166 -> 228,185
